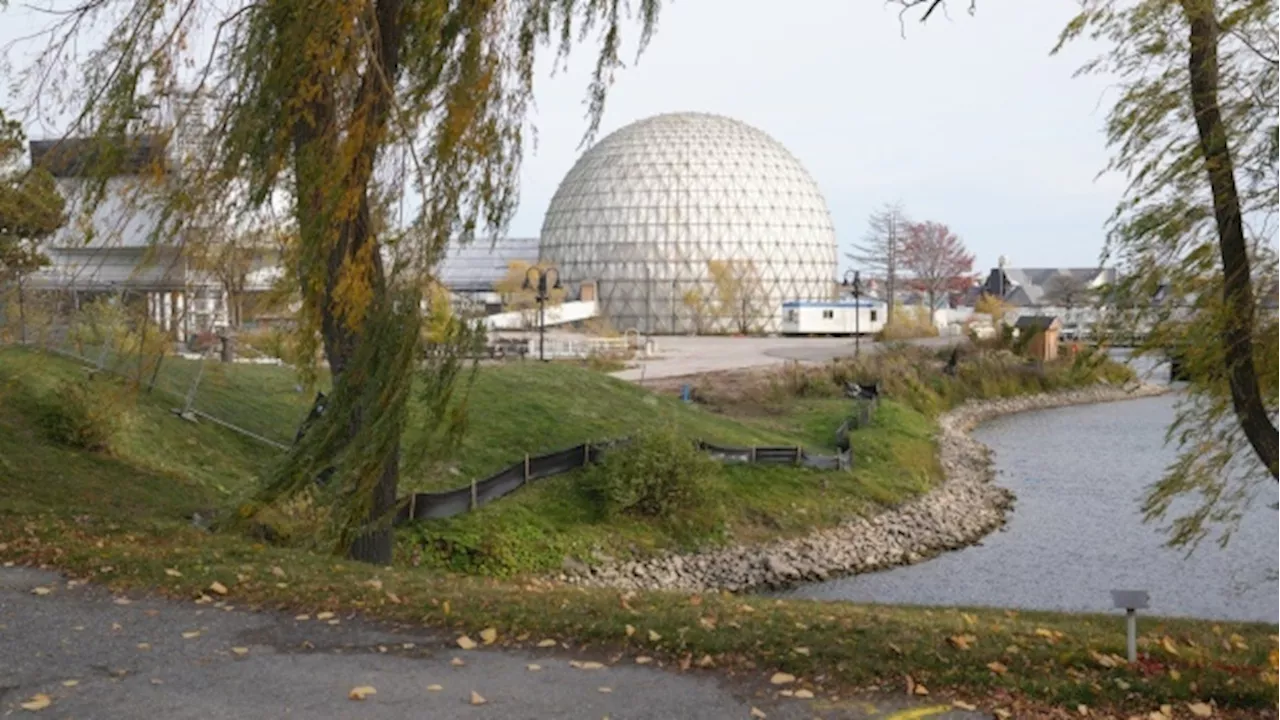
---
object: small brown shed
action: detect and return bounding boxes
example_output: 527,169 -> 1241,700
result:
1014,315 -> 1063,362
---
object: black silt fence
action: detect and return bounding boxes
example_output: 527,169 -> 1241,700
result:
396,394 -> 882,525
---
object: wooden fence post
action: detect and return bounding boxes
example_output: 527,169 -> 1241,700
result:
409,494 -> 417,521
584,441 -> 591,466
523,453 -> 530,484
470,478 -> 477,511
795,446 -> 803,466
749,446 -> 757,464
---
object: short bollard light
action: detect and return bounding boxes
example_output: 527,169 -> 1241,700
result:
1110,589 -> 1150,663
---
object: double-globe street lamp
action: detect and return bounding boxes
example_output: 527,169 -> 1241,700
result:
841,269 -> 863,357
522,265 -> 562,362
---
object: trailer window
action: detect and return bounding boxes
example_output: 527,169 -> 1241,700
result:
822,309 -> 834,319
870,310 -> 878,322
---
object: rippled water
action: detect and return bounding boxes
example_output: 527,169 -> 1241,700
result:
785,393 -> 1279,623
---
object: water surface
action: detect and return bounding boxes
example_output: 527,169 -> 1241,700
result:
785,393 -> 1279,623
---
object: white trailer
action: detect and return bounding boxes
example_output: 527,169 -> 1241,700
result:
779,300 -> 887,336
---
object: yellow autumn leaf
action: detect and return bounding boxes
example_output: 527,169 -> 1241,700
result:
316,612 -> 335,621
793,689 -> 814,699
987,661 -> 1008,675
947,634 -> 976,651
1186,701 -> 1213,717
598,687 -> 612,693
469,691 -> 487,705
31,587 -> 51,596
750,708 -> 767,719
231,647 -> 249,656
526,664 -> 541,672
1161,636 -> 1179,655
427,684 -> 443,692
20,694 -> 52,711
792,646 -> 810,656
769,672 -> 796,685
696,654 -> 715,668
913,683 -> 929,696
208,581 -> 228,596
442,600 -> 451,616
479,627 -> 498,645
537,639 -> 557,648
648,630 -> 662,642
456,635 -> 477,650
61,680 -> 79,687
953,701 -> 977,711
624,624 -> 636,637
635,656 -> 653,665
570,660 -> 604,670
182,630 -> 201,639
348,686 -> 376,701
164,568 -> 183,577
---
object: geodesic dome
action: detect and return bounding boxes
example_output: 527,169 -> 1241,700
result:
539,112 -> 837,334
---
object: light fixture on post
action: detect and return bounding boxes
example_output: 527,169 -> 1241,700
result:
522,265 -> 562,362
841,269 -> 863,357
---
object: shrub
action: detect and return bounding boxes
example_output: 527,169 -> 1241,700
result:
577,426 -> 720,520
39,374 -> 133,452
876,305 -> 939,341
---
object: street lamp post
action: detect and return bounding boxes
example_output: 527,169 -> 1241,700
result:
522,265 -> 562,362
842,269 -> 863,357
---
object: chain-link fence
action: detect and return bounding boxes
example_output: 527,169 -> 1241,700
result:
0,289 -> 311,452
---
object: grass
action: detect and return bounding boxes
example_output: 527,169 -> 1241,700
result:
1,344 -> 1275,715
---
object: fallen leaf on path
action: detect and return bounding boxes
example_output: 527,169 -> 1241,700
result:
164,568 -> 183,577
526,664 -> 542,672
450,657 -> 466,667
31,587 -> 51,596
769,672 -> 795,685
635,656 -> 653,665
208,581 -> 228,596
697,654 -> 715,668
136,643 -> 151,651
294,615 -> 310,621
750,708 -> 767,718
994,710 -> 1012,720
624,624 -> 635,637
112,597 -> 131,605
598,687 -> 612,693
570,660 -> 605,670
348,686 -> 376,701
470,691 -> 487,705
913,682 -> 929,696
536,639 -> 557,648
316,612 -> 335,621
61,680 -> 79,688
231,647 -> 249,656
181,631 -> 201,640
456,635 -> 478,650
479,628 -> 498,645
20,693 -> 52,711
427,684 -> 443,692
1186,702 -> 1213,717
953,700 -> 977,711
793,689 -> 814,699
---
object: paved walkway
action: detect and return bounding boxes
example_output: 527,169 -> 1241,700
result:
2,567 -> 985,719
611,336 -> 959,382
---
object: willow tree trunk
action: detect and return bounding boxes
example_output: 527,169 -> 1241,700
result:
1182,1 -> 1279,478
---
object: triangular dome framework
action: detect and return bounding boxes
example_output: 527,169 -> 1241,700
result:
539,112 -> 838,334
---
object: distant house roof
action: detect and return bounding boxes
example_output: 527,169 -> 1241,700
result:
436,236 -> 540,292
978,267 -> 1115,307
29,135 -> 169,178
1014,314 -> 1061,331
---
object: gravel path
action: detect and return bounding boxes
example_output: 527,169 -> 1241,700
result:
0,567 -> 985,719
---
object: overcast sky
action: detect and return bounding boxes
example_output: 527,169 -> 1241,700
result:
2,0 -> 1124,273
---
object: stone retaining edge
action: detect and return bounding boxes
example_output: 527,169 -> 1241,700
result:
558,382 -> 1172,593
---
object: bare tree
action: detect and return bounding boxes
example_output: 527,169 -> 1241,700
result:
846,203 -> 908,324
899,221 -> 975,314
1042,274 -> 1094,313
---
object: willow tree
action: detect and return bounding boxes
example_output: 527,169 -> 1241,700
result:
907,0 -> 1277,547
11,0 -> 662,563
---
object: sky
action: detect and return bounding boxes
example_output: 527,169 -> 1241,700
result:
1,0 -> 1127,274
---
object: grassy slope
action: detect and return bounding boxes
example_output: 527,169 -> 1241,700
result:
0,346 -> 1275,714
0,348 -> 939,575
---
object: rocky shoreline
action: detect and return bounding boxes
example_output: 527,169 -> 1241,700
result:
560,382 -> 1171,593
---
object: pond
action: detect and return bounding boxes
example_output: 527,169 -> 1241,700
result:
784,392 -> 1279,623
